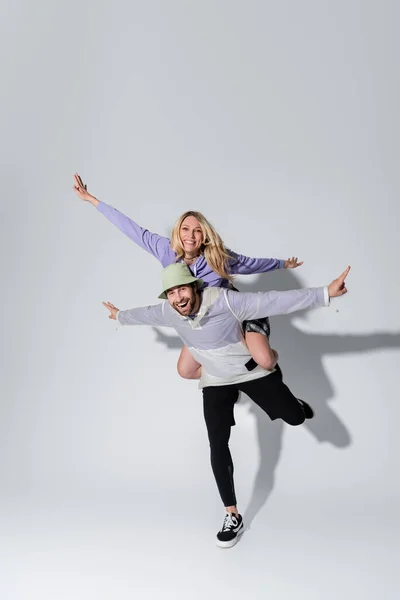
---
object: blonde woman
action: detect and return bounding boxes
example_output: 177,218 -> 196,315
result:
73,173 -> 303,378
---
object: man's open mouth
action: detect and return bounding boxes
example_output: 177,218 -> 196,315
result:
177,300 -> 189,309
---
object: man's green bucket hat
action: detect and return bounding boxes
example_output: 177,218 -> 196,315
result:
158,263 -> 204,299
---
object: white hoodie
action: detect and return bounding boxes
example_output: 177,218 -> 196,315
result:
117,286 -> 329,388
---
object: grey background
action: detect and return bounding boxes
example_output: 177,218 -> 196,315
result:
1,1 -> 399,598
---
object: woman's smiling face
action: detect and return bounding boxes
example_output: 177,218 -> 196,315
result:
180,216 -> 204,255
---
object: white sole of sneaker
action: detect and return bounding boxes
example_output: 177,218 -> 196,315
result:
216,526 -> 244,549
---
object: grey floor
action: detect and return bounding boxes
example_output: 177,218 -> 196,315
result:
1,458 -> 398,600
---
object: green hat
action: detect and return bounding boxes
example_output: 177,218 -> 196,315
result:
158,263 -> 204,299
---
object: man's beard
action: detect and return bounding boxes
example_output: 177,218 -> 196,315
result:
173,295 -> 196,315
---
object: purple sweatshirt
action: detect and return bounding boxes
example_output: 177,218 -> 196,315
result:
97,202 -> 284,287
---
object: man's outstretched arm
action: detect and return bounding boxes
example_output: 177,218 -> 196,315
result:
226,266 -> 351,322
103,301 -> 169,327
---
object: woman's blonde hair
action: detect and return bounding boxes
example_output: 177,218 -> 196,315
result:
170,211 -> 233,282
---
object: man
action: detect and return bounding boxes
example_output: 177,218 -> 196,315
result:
103,263 -> 351,548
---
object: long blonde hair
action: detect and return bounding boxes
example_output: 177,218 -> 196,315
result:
170,211 -> 233,282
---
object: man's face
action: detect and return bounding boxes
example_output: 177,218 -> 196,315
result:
167,284 -> 198,316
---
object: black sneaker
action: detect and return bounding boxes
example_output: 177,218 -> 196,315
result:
216,513 -> 244,548
298,399 -> 314,419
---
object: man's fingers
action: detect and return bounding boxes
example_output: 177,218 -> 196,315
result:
342,265 -> 351,278
339,265 -> 351,281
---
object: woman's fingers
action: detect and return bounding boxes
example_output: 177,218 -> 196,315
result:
74,173 -> 84,187
74,173 -> 87,193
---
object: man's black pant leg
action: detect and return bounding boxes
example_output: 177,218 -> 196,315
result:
239,367 -> 305,426
203,384 -> 240,507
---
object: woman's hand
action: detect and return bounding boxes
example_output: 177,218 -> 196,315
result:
73,173 -> 99,207
284,257 -> 304,269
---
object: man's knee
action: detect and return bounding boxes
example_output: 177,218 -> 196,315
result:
209,438 -> 231,469
284,406 -> 305,426
207,425 -> 231,451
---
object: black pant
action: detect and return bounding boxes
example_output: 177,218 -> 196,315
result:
202,365 -> 306,508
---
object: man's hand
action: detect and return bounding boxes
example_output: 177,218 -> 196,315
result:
284,257 -> 304,269
103,301 -> 119,320
328,266 -> 351,298
73,173 -> 99,207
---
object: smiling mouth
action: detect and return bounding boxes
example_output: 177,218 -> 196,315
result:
176,300 -> 189,309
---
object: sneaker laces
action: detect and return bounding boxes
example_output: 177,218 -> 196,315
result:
221,513 -> 237,531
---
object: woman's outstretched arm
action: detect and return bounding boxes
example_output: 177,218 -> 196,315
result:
227,249 -> 303,275
73,173 -> 175,265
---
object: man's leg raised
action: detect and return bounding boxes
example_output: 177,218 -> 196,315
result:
239,367 -> 311,425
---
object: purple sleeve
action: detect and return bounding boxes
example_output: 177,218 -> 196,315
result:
96,201 -> 176,266
227,249 -> 284,275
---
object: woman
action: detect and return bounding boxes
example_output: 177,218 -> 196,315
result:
73,173 -> 303,379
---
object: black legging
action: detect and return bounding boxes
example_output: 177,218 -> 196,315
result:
202,366 -> 306,507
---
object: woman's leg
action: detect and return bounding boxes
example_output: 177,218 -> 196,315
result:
245,331 -> 279,371
177,344 -> 202,379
